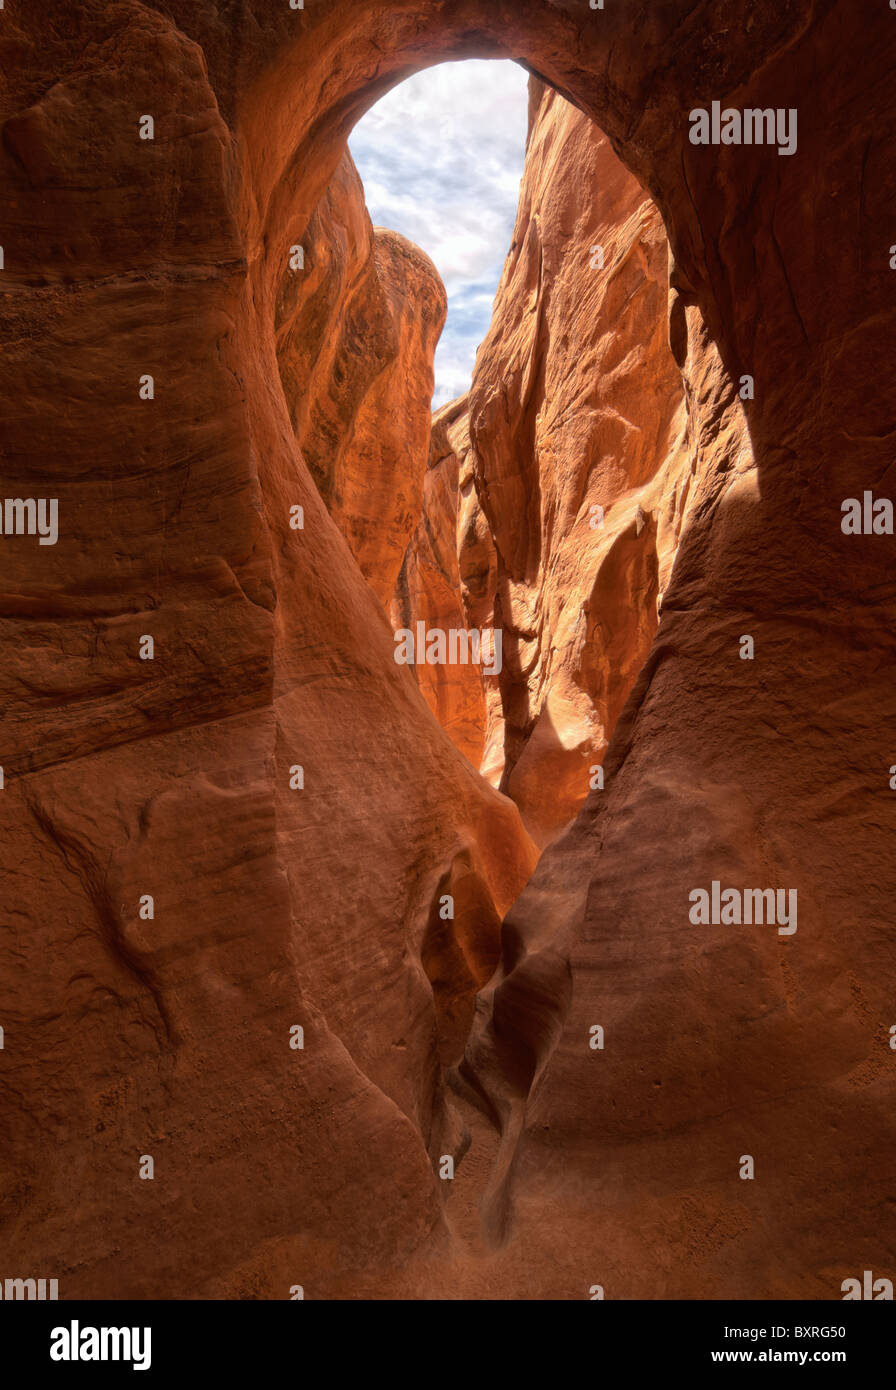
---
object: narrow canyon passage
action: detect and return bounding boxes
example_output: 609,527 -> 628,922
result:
272,65 -> 733,1275
2,0 -> 895,1303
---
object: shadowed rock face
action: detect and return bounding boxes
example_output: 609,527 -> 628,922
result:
1,0 -> 895,1300
392,394 -> 495,771
0,1 -> 537,1300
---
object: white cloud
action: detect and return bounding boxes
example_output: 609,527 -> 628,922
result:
349,59 -> 530,408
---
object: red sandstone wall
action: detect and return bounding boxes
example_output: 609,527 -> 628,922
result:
0,0 -> 894,1301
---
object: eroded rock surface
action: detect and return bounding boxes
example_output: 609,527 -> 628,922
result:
392,395 -> 498,772
1,0 -> 894,1303
397,81 -> 717,847
276,150 -> 446,606
0,0 -> 536,1300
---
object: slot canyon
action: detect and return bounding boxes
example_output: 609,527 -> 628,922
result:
0,0 -> 894,1302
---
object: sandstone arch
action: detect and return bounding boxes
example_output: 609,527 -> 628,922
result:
1,0 -> 894,1299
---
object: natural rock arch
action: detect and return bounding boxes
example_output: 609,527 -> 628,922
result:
1,0 -> 894,1299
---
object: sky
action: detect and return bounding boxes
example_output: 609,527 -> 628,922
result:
349,59 -> 530,409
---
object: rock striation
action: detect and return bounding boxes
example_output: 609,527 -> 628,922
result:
0,0 -> 894,1303
276,149 -> 447,607
396,81 -> 719,847
0,0 -> 536,1300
